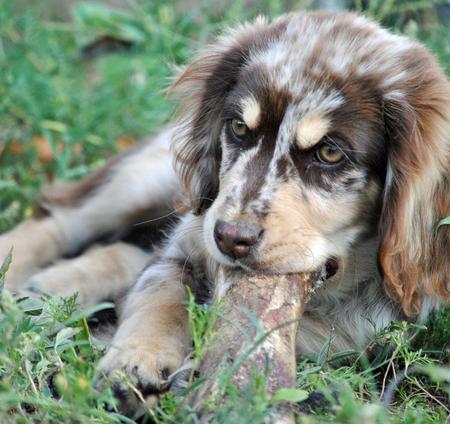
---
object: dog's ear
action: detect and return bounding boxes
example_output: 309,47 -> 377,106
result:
379,46 -> 450,316
169,16 -> 285,214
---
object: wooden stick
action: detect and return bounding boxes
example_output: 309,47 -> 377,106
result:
190,267 -> 323,416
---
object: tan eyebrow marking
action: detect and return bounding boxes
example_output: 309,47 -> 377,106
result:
241,97 -> 261,129
295,115 -> 330,149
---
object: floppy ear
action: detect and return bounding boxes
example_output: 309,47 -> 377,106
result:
169,39 -> 245,214
169,16 -> 286,214
379,46 -> 450,316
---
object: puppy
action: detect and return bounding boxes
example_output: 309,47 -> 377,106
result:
0,11 -> 448,411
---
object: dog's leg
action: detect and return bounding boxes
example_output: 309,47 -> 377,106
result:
24,242 -> 149,307
98,214 -> 206,415
98,263 -> 191,415
0,128 -> 180,291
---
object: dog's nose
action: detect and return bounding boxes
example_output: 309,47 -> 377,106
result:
214,220 -> 263,259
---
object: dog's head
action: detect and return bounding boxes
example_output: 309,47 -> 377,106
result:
171,11 -> 449,316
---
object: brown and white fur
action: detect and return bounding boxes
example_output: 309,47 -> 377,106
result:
1,11 -> 449,410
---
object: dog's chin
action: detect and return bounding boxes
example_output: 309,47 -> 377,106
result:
211,250 -> 338,279
235,258 -> 329,275
236,257 -> 339,282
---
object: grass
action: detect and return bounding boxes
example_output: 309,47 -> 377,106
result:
0,0 -> 449,422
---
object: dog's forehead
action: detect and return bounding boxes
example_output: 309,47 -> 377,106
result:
239,12 -> 414,106
235,65 -> 345,147
246,21 -> 339,96
234,22 -> 366,134
233,15 -> 403,142
247,13 -> 411,83
220,11 -> 420,160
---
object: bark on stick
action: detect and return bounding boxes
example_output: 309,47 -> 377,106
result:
190,268 -> 321,415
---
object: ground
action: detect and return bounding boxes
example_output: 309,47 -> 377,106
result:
0,1 -> 449,423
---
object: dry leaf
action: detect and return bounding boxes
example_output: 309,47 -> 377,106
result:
9,142 -> 24,155
115,135 -> 136,151
72,143 -> 83,155
33,136 -> 54,164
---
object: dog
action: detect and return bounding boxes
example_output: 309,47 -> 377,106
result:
1,11 -> 449,411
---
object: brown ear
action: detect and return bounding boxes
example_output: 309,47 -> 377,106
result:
379,46 -> 450,316
169,40 -> 245,214
169,16 -> 286,214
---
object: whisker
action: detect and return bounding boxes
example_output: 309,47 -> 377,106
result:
134,209 -> 180,226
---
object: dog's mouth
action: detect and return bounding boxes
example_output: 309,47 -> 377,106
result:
233,256 -> 340,280
324,257 -> 339,280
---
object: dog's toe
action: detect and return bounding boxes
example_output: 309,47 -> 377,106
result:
98,340 -> 185,416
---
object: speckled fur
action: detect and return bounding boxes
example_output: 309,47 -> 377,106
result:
1,12 -> 448,410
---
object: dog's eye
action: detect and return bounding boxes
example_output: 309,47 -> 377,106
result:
230,119 -> 248,137
316,144 -> 344,164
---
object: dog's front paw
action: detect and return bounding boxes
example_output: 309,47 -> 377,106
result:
98,338 -> 186,416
